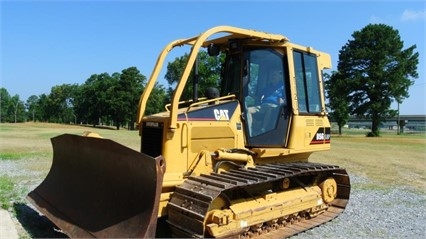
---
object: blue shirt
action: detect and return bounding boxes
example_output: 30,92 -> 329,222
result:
262,85 -> 284,104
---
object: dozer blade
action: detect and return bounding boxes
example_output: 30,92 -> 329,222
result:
27,134 -> 165,238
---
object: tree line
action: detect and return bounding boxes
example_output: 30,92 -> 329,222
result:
0,24 -> 419,136
1,67 -> 166,129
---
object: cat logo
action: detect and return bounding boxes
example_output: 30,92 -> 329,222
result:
213,109 -> 230,121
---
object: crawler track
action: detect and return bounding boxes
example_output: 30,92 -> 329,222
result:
167,162 -> 350,238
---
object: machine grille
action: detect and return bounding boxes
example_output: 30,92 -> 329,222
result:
141,122 -> 163,157
306,119 -> 315,126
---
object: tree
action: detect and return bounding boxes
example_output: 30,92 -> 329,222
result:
26,95 -> 40,122
37,94 -> 50,122
47,84 -> 79,123
0,89 -> 19,122
110,67 -> 145,130
0,89 -> 25,123
145,82 -> 167,116
0,88 -> 11,123
74,73 -> 116,126
337,24 -> 419,136
9,95 -> 25,123
324,72 -> 350,135
165,51 -> 224,101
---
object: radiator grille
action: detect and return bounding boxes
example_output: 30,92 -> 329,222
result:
315,119 -> 324,126
306,119 -> 315,126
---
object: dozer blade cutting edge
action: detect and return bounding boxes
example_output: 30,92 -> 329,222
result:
27,134 -> 165,238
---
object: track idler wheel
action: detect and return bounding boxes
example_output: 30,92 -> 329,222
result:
320,177 -> 337,203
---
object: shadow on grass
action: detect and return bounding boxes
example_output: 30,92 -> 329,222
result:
14,203 -> 68,238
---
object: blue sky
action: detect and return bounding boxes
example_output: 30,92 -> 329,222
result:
1,0 -> 425,115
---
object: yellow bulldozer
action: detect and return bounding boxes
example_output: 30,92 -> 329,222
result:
28,26 -> 350,238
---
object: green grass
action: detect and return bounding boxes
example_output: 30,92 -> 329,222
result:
0,122 -> 140,153
0,176 -> 15,209
0,122 -> 141,192
311,132 -> 426,192
0,152 -> 51,160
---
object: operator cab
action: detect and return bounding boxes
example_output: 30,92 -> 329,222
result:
218,41 -> 325,148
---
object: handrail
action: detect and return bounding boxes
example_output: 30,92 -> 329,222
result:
164,97 -> 208,112
186,95 -> 236,112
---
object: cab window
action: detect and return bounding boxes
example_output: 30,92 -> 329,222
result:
293,51 -> 321,113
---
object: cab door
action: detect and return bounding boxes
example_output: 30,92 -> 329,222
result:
242,48 -> 291,148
